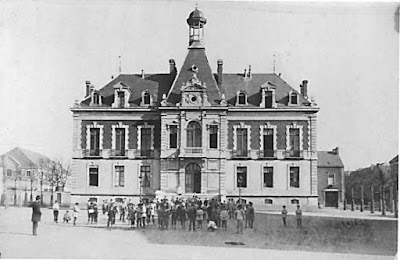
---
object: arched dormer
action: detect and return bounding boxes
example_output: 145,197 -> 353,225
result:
140,91 -> 153,107
236,91 -> 248,106
90,90 -> 103,106
112,82 -> 131,108
288,90 -> 299,106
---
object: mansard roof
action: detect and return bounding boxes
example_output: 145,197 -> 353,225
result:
218,73 -> 311,107
167,48 -> 222,105
80,73 -> 174,107
317,151 -> 344,168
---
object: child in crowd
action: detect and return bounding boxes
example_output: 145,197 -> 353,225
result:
220,206 -> 229,231
207,220 -> 217,232
63,211 -> 71,223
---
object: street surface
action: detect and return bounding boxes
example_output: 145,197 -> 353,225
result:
0,207 -> 396,260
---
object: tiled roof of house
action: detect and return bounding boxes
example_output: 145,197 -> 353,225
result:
167,48 -> 221,105
0,147 -> 50,169
317,151 -> 344,168
81,73 -> 174,107
218,73 -> 310,107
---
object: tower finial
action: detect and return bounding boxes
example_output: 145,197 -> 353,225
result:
118,55 -> 122,74
273,54 -> 276,73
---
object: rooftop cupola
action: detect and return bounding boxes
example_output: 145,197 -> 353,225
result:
187,7 -> 207,49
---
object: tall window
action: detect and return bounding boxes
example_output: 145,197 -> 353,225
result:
141,127 -> 152,156
115,128 -> 125,156
290,167 -> 300,188
143,92 -> 151,105
236,128 -> 248,156
263,128 -> 274,157
169,125 -> 178,149
90,128 -> 100,156
141,165 -> 151,187
118,91 -> 125,108
265,90 -> 273,108
93,92 -> 100,105
328,173 -> 334,186
115,166 -> 124,187
238,92 -> 246,105
26,170 -> 31,177
236,166 -> 247,188
263,167 -> 273,188
89,167 -> 99,187
289,128 -> 300,157
209,125 -> 218,149
187,121 -> 201,147
290,92 -> 298,105
6,169 -> 12,177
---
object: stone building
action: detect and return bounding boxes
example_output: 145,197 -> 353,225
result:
70,8 -> 319,207
317,147 -> 345,208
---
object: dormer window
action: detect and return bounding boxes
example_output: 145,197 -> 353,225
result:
289,91 -> 299,106
260,82 -> 276,108
236,91 -> 247,106
93,93 -> 100,105
141,91 -> 152,106
118,91 -> 125,108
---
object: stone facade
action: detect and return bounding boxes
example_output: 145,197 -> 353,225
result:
70,8 -> 319,207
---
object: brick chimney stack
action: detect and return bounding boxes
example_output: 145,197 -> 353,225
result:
169,59 -> 176,74
85,81 -> 92,97
300,80 -> 308,98
217,59 -> 223,86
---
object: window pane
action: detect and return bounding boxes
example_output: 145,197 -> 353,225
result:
265,91 -> 273,108
115,166 -> 124,187
89,167 -> 98,186
141,165 -> 151,187
116,128 -> 125,155
289,128 -> 300,151
187,121 -> 201,147
209,125 -> 218,149
144,93 -> 151,104
263,167 -> 273,188
141,128 -> 152,150
263,128 -> 274,153
90,128 -> 100,155
290,167 -> 299,188
169,125 -> 178,148
238,93 -> 246,104
291,93 -> 298,104
237,167 -> 247,188
237,128 -> 248,155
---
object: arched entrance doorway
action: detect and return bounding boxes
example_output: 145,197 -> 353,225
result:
185,163 -> 201,193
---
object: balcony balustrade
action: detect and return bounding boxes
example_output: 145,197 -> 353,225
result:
83,149 -> 101,157
109,149 -> 128,157
283,150 -> 303,159
258,150 -> 277,159
231,150 -> 250,159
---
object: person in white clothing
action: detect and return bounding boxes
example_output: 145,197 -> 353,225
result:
73,203 -> 80,226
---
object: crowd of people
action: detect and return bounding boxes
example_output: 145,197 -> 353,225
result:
100,197 -> 256,234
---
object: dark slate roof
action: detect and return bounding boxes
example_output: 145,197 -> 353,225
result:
81,74 -> 175,107
167,48 -> 221,105
0,147 -> 51,169
389,155 -> 398,164
317,151 -> 344,168
219,73 -> 310,107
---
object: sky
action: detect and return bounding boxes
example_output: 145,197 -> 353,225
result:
0,0 -> 398,170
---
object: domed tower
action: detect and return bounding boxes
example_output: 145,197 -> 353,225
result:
187,7 -> 207,49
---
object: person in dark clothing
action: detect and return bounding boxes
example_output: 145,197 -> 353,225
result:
107,205 -> 117,230
177,205 -> 186,229
245,202 -> 255,228
187,204 -> 197,231
171,205 -> 178,229
30,196 -> 42,236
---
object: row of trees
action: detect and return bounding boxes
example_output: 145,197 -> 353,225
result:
345,163 -> 397,216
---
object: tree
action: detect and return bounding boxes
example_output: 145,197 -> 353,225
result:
37,158 -> 50,206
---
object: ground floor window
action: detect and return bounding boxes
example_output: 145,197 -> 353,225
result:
89,167 -> 99,187
115,165 -> 124,187
263,167 -> 273,188
141,165 -> 151,187
236,166 -> 247,188
290,166 -> 299,188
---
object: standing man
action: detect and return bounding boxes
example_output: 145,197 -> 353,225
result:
30,195 -> 42,236
296,205 -> 302,229
235,204 -> 245,234
281,205 -> 288,227
245,202 -> 255,228
53,200 -> 60,223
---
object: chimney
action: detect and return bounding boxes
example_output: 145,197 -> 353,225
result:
141,70 -> 145,79
217,59 -> 223,86
247,65 -> 252,78
333,147 -> 339,155
300,80 -> 308,98
169,59 -> 176,74
85,81 -> 91,97
278,73 -> 282,78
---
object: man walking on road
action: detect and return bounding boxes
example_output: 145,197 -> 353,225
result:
30,196 -> 42,236
53,200 -> 60,223
281,205 -> 288,227
296,205 -> 302,229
